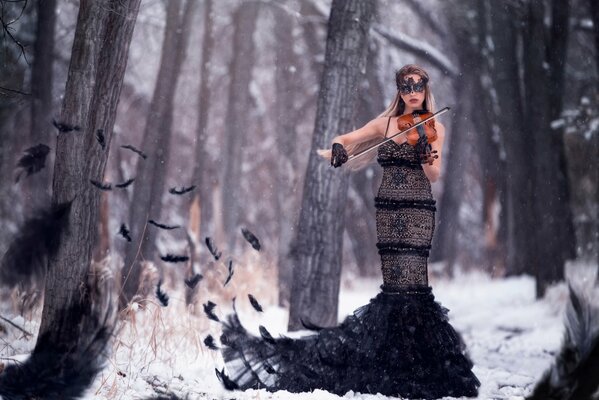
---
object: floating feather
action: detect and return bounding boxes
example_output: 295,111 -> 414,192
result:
160,254 -> 189,263
0,201 -> 72,289
90,179 -> 112,191
259,325 -> 276,344
205,237 -> 221,260
223,259 -> 234,287
148,219 -> 180,230
52,118 -> 81,133
248,294 -> 263,313
96,129 -> 106,150
184,273 -> 203,289
121,144 -> 147,159
204,334 -> 219,350
115,178 -> 134,188
15,144 -> 50,183
241,227 -> 261,251
169,185 -> 196,195
118,224 -> 131,242
155,281 -> 169,307
203,300 -> 219,322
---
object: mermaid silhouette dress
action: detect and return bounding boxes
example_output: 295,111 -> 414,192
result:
218,120 -> 481,399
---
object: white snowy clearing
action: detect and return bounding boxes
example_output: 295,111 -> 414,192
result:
3,262 -> 597,400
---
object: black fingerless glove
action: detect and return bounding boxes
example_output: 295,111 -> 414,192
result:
331,143 -> 348,168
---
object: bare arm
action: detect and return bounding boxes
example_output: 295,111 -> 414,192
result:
331,117 -> 387,147
422,122 -> 445,183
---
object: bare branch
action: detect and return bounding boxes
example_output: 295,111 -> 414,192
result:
0,0 -> 30,64
372,25 -> 458,77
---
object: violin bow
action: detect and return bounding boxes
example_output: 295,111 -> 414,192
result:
346,106 -> 451,162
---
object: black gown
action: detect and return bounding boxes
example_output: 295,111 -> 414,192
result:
218,127 -> 481,399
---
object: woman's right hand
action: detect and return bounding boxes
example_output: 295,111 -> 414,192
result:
331,143 -> 348,168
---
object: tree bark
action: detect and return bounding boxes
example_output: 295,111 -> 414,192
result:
30,0 -> 56,143
121,0 -> 197,307
486,0 -> 533,277
190,0 -> 215,254
591,0 -> 599,77
523,0 -> 574,297
288,0 -> 374,331
39,0 -> 141,343
272,2 -> 300,306
221,2 -> 261,252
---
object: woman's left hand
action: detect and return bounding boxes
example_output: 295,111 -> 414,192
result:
420,149 -> 438,165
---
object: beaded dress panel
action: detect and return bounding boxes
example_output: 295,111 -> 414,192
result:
375,128 -> 435,291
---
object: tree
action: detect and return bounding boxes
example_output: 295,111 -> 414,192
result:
288,0 -> 374,330
221,2 -> 261,251
121,0 -> 197,307
523,0 -> 575,297
190,0 -> 215,258
38,0 -> 141,342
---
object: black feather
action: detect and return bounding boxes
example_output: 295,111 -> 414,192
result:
160,254 -> 189,263
223,259 -> 234,287
248,294 -> 263,313
184,273 -> 203,289
52,118 -> 81,133
155,281 -> 169,307
120,144 -> 147,159
204,334 -> 219,350
118,224 -> 131,242
215,367 -> 239,390
300,317 -> 324,331
263,361 -> 276,374
527,284 -> 599,400
148,219 -> 180,230
259,325 -> 276,344
204,237 -> 221,260
90,179 -> 112,191
15,144 -> 50,183
0,279 -> 114,400
0,201 -> 72,289
96,129 -> 106,150
203,301 -> 219,322
168,185 -> 196,195
241,227 -> 261,251
114,178 -> 134,188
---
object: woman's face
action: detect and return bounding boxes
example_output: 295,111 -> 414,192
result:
399,73 -> 426,109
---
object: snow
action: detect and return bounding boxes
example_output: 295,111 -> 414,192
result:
2,267 -> 587,399
97,270 -> 569,399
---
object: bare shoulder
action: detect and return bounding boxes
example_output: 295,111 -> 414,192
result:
435,121 -> 446,138
373,116 -> 392,135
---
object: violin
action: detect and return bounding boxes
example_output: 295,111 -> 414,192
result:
397,110 -> 438,165
397,110 -> 437,146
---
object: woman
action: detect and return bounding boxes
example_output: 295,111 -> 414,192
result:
218,64 -> 480,399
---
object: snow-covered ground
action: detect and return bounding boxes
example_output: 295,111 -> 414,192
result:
3,263 -> 597,400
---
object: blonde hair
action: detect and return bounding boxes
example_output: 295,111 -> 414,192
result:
317,64 -> 436,171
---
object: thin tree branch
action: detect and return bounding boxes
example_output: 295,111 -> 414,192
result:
372,25 -> 458,77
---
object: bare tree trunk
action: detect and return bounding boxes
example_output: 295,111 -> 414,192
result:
486,0 -> 533,277
221,3 -> 261,252
190,0 -> 215,254
591,0 -> 599,77
121,0 -> 196,307
433,0 -> 486,273
39,0 -> 141,342
24,0 -> 56,210
288,0 -> 374,331
272,2 -> 300,307
523,0 -> 574,297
